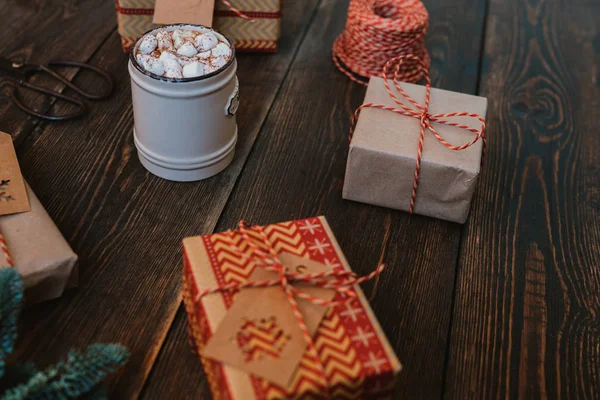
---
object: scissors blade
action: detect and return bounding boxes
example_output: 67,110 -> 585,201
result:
0,57 -> 25,79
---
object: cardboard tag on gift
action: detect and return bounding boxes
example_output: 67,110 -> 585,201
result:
0,132 -> 30,216
201,252 -> 336,389
153,0 -> 214,27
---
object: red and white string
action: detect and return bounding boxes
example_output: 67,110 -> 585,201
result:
350,55 -> 486,213
333,0 -> 430,85
194,221 -> 386,395
220,0 -> 254,21
0,230 -> 12,267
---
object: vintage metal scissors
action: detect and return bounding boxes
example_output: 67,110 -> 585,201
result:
0,57 -> 114,121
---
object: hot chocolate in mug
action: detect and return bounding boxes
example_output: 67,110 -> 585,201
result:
128,24 -> 239,182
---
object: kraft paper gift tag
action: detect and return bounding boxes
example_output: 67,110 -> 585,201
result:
153,0 -> 215,27
0,132 -> 30,216
201,253 -> 336,389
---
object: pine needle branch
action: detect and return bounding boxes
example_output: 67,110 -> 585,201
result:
0,268 -> 23,378
2,343 -> 129,399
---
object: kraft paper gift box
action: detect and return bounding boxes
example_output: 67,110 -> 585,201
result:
0,183 -> 78,306
343,77 -> 488,224
182,216 -> 402,399
115,0 -> 282,53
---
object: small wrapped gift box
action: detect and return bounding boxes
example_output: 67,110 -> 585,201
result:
343,71 -> 488,224
182,216 -> 401,399
0,183 -> 78,306
116,0 -> 282,53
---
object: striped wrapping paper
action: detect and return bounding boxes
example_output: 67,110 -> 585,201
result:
182,216 -> 402,399
115,0 -> 282,53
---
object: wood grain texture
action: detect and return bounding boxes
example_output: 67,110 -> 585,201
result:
146,0 -> 487,398
13,0 -> 321,396
0,0 -> 117,146
445,0 -> 600,398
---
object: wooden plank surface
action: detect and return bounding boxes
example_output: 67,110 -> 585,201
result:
445,0 -> 600,398
13,0 -> 321,397
144,0 -> 488,398
0,0 -> 117,146
8,0 -> 598,398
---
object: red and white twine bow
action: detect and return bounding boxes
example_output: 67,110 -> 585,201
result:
195,221 -> 386,395
0,230 -> 12,267
350,55 -> 486,213
220,0 -> 254,21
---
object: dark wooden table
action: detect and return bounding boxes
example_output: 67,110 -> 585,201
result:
3,0 -> 599,398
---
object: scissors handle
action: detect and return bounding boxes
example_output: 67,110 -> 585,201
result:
42,61 -> 114,100
4,80 -> 87,121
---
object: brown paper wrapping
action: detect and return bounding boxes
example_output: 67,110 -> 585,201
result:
0,183 -> 78,305
343,77 -> 488,223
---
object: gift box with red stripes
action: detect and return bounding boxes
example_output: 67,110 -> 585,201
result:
182,216 -> 401,399
115,0 -> 282,53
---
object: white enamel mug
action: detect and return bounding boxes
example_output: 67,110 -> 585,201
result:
128,24 -> 239,182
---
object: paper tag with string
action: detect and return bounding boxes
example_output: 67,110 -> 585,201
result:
153,0 -> 214,27
200,252 -> 335,389
0,132 -> 29,216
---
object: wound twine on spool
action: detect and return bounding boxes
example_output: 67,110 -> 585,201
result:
333,0 -> 430,85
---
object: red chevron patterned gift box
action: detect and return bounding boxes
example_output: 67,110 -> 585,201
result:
182,216 -> 402,399
115,0 -> 282,53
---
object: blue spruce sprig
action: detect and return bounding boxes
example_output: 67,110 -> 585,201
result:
0,267 -> 129,399
2,343 -> 129,400
0,268 -> 23,378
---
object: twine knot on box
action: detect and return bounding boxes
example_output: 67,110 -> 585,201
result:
333,0 -> 430,85
195,221 -> 386,396
350,55 -> 487,213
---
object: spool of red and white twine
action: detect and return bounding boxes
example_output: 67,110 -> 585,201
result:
333,0 -> 430,85
0,230 -> 13,267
